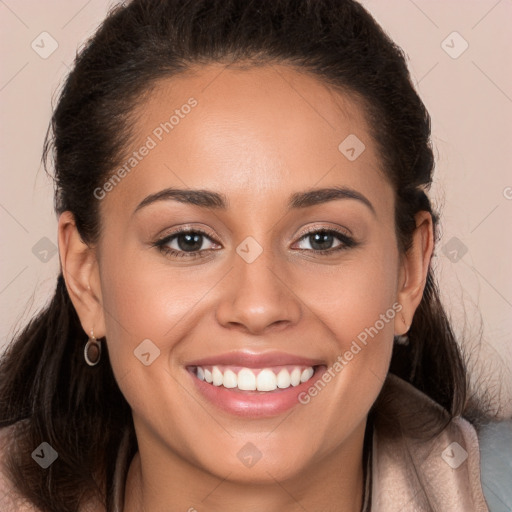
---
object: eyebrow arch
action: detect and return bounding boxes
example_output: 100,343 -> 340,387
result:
134,188 -> 227,214
133,186 -> 376,216
289,186 -> 376,215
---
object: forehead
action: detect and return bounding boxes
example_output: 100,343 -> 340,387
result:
101,63 -> 392,219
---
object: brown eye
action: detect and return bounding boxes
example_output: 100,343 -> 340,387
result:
154,228 -> 219,259
173,232 -> 205,252
295,229 -> 356,254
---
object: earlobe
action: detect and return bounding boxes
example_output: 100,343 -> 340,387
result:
57,211 -> 106,338
395,211 -> 434,335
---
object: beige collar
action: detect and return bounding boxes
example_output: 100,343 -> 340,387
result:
370,374 -> 488,511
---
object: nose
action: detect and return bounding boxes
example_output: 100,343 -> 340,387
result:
215,245 -> 302,335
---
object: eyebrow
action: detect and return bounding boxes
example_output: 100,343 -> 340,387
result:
133,186 -> 376,216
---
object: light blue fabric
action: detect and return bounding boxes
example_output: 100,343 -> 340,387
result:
478,419 -> 512,511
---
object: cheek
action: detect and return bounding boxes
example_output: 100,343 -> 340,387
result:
96,254 -> 205,436
95,248 -> 181,380
98,236 -> 208,342
295,237 -> 399,413
300,238 -> 400,348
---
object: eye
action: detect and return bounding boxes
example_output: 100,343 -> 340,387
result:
154,228 -> 219,259
153,226 -> 357,260
294,228 -> 356,254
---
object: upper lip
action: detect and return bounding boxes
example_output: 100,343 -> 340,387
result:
186,350 -> 325,368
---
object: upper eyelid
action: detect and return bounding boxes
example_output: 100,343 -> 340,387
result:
295,223 -> 352,239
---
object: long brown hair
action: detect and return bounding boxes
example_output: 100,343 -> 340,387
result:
0,0 -> 469,510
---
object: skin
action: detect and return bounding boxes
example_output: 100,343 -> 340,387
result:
58,63 -> 433,512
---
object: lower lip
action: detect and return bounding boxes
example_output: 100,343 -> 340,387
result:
187,366 -> 327,418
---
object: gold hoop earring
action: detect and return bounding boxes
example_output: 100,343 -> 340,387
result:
84,331 -> 102,366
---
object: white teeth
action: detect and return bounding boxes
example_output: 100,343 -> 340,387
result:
290,368 -> 301,386
223,369 -> 238,388
237,368 -> 256,390
194,365 -> 316,392
256,369 -> 277,391
276,368 -> 291,389
300,367 -> 314,383
212,366 -> 223,386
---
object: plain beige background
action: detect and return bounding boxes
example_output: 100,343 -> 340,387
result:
1,0 -> 511,417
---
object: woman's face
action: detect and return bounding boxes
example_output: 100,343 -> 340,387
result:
80,64 -> 408,483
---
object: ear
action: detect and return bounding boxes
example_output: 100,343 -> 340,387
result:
57,211 -> 106,339
395,210 -> 434,335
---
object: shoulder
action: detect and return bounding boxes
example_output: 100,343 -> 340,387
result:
0,423 -> 40,511
371,374 -> 489,511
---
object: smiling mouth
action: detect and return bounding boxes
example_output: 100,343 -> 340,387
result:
188,364 -> 321,393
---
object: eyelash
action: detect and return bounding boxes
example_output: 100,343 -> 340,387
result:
153,227 -> 357,260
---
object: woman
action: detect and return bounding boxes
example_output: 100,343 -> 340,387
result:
0,0 -> 495,510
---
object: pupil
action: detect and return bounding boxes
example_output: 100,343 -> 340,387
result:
311,232 -> 333,251
178,233 -> 202,252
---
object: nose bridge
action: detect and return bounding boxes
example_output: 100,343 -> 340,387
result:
215,235 -> 302,333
